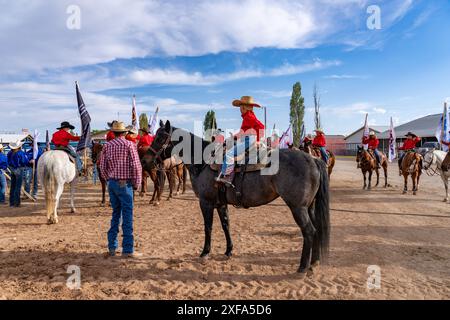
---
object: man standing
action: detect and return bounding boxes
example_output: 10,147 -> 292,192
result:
7,141 -> 29,207
26,146 -> 44,198
0,145 -> 8,205
99,122 -> 142,258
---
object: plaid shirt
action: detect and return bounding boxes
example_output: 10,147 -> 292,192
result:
99,137 -> 142,187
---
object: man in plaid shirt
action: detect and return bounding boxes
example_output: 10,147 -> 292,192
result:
99,121 -> 142,258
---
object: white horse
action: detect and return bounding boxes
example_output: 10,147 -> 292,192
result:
38,150 -> 77,224
423,150 -> 449,203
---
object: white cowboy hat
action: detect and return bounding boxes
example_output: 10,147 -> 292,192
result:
369,131 -> 376,136
9,140 -> 24,150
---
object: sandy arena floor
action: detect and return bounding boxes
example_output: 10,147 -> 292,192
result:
0,158 -> 449,300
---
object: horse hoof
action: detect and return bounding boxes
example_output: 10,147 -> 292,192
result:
444,199 -> 449,203
154,202 -> 160,207
413,192 -> 417,196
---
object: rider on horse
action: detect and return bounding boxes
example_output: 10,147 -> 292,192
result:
441,130 -> 450,171
398,132 -> 421,175
362,131 -> 381,169
126,126 -> 140,144
137,127 -> 154,150
106,121 -> 118,142
51,121 -> 83,175
313,129 -> 329,164
216,96 -> 265,185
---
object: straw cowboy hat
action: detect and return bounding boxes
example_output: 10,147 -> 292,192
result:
127,126 -> 138,135
9,140 -> 24,150
315,128 -> 325,134
111,121 -> 128,133
0,144 -> 4,151
57,121 -> 75,130
232,96 -> 261,108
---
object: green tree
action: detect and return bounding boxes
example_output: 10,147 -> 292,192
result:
203,110 -> 217,141
139,113 -> 148,131
289,82 -> 305,147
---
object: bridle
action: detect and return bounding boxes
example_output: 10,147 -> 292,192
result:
147,129 -> 173,164
423,151 -> 440,177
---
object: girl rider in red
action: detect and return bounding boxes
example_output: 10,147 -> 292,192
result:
398,132 -> 421,174
362,131 -> 381,168
216,96 -> 265,185
313,129 -> 329,164
137,127 -> 154,150
51,121 -> 83,175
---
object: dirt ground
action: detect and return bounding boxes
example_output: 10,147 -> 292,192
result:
0,158 -> 449,300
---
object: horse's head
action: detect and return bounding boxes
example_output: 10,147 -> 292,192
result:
91,142 -> 103,164
356,146 -> 364,163
141,120 -> 174,172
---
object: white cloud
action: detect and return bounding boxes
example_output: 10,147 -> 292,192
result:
324,74 -> 368,80
0,0 -> 415,74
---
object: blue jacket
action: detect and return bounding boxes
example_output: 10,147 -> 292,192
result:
26,148 -> 44,167
0,153 -> 7,170
7,150 -> 29,169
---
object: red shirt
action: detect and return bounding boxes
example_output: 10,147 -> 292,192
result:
106,131 -> 115,142
362,137 -> 379,149
52,129 -> 80,147
240,111 -> 265,142
313,134 -> 326,147
399,137 -> 421,150
126,134 -> 140,144
137,133 -> 154,149
99,137 -> 142,188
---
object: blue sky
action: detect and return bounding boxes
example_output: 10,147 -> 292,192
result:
0,0 -> 449,136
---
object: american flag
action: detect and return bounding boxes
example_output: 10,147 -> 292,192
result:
388,117 -> 397,162
362,113 -> 369,150
32,129 -> 40,160
75,81 -> 91,152
131,95 -> 137,130
436,102 -> 449,152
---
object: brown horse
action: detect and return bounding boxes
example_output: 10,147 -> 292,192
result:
91,142 -> 107,205
138,146 -> 187,205
399,151 -> 422,195
301,143 -> 336,179
356,146 -> 388,190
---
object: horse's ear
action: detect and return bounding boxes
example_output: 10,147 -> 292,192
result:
159,120 -> 164,128
165,120 -> 171,132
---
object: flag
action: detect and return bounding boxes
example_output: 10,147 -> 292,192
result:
148,106 -> 160,135
279,125 -> 294,149
75,81 -> 91,152
300,123 -> 306,143
45,130 -> 50,150
131,95 -> 138,130
388,117 -> 397,162
32,129 -> 40,160
436,102 -> 449,152
362,113 -> 369,150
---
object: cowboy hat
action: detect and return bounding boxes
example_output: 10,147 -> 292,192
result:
315,128 -> 324,134
127,126 -> 138,135
111,121 -> 128,133
232,96 -> 261,108
369,131 -> 376,136
57,121 -> 75,130
405,132 -> 417,138
0,144 -> 4,150
107,120 -> 118,128
139,127 -> 149,133
9,140 -> 24,150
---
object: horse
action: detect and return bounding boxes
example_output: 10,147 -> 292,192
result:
142,121 -> 330,274
423,150 -> 449,203
300,143 -> 336,179
399,151 -> 422,195
91,141 -> 107,205
138,146 -> 187,205
356,146 -> 388,190
37,150 -> 76,224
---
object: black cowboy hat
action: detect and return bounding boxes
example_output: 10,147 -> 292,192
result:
57,121 -> 75,130
405,132 -> 417,138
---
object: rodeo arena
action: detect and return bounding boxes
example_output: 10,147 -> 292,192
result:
0,82 -> 449,301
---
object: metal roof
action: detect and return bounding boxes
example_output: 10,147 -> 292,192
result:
344,126 -> 389,141
0,133 -> 32,144
378,114 -> 441,139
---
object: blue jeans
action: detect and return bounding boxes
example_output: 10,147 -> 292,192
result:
107,179 -> 134,254
23,167 -> 32,194
0,170 -> 6,203
93,165 -> 98,185
9,167 -> 24,207
318,147 -> 329,163
372,149 -> 381,164
221,135 -> 255,176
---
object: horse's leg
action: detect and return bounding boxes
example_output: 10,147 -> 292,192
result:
200,200 -> 214,258
70,179 -> 76,214
375,167 -> 380,187
53,183 -> 64,224
217,205 -> 233,257
182,166 -> 187,194
290,205 -> 315,274
176,167 -> 182,196
413,172 -> 419,195
367,169 -> 373,190
403,174 -> 408,194
442,174 -> 449,202
362,170 -> 367,190
383,162 -> 388,188
166,171 -> 174,200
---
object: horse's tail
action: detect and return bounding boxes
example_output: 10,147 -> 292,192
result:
314,158 -> 331,263
43,161 -> 56,216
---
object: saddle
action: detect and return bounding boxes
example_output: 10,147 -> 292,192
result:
55,146 -> 76,164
